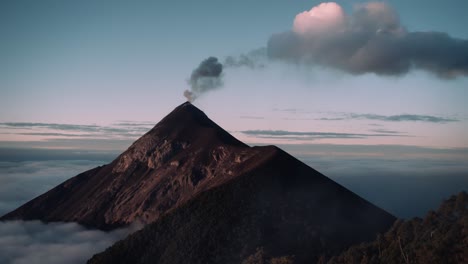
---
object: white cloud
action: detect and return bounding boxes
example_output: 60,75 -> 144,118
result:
0,160 -> 104,216
0,220 -> 141,264
268,1 -> 468,77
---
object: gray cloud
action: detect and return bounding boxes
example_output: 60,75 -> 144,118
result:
273,108 -> 307,114
0,122 -> 153,133
183,49 -> 268,101
241,129 -> 407,141
355,114 -> 458,123
223,47 -> 267,69
0,148 -> 118,162
14,132 -> 101,137
0,220 -> 141,264
239,116 -> 265,120
112,121 -> 155,127
282,117 -> 314,121
0,122 -> 154,140
181,3 -> 467,103
0,122 -> 100,132
184,57 -> 223,102
317,117 -> 347,121
369,129 -> 405,134
318,113 -> 458,123
267,2 -> 468,78
0,139 -> 134,151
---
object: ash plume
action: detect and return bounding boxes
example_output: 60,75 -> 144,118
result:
224,47 -> 267,69
184,57 -> 223,102
184,50 -> 267,102
184,2 -> 467,102
267,2 -> 468,78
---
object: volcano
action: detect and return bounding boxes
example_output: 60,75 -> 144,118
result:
1,102 -> 396,263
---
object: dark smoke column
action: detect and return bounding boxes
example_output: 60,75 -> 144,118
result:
184,57 -> 223,102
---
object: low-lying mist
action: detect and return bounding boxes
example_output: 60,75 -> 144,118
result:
0,220 -> 141,264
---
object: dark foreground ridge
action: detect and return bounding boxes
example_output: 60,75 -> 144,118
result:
2,102 -> 396,262
324,191 -> 467,264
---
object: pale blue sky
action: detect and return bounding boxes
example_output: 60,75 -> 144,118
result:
1,0 -> 467,148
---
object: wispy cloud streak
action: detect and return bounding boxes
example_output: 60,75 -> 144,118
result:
318,113 -> 458,123
239,116 -> 265,120
241,129 -> 408,141
0,122 -> 155,140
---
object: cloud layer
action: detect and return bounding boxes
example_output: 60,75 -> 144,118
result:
0,220 -> 141,264
0,121 -> 155,150
284,143 -> 468,218
0,160 -> 105,215
0,158 -> 142,264
268,2 -> 468,78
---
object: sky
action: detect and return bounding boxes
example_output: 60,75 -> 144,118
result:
1,0 -> 468,149
0,2 -> 467,263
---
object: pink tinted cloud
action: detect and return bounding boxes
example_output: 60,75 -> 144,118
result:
293,2 -> 345,36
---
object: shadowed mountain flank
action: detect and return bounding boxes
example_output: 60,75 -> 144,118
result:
88,144 -> 395,263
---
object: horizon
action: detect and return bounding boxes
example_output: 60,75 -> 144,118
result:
1,100 -> 468,149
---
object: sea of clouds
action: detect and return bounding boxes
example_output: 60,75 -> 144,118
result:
0,146 -> 467,263
0,156 -> 143,264
0,220 -> 141,264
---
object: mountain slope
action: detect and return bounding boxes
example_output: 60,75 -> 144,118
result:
2,102 -> 396,262
1,102 -> 261,229
88,145 -> 395,264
